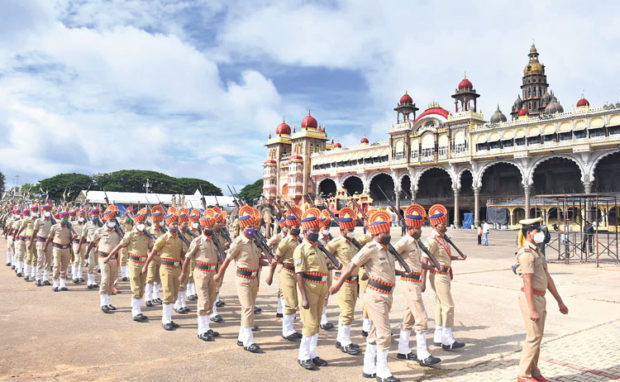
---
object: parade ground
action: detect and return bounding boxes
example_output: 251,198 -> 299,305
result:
1,228 -> 619,381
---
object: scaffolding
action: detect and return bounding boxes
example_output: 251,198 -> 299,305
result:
533,193 -> 618,266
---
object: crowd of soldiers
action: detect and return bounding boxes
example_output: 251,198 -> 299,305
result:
0,197 -> 567,382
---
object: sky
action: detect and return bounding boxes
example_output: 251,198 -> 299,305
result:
0,0 -> 619,193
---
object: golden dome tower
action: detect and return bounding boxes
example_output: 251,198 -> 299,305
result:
511,43 -> 550,120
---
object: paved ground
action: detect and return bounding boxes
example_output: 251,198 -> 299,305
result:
1,228 -> 618,381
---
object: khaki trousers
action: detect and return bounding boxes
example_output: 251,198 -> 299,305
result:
15,239 -> 26,262
52,248 -> 71,279
146,257 -> 161,285
401,279 -> 428,333
359,268 -> 369,319
129,259 -> 147,299
335,277 -> 358,325
160,265 -> 181,304
518,294 -> 547,378
297,280 -> 328,337
280,268 -> 299,315
188,258 -> 196,285
429,273 -> 454,327
365,288 -> 393,352
98,255 -> 118,295
324,270 -> 332,307
195,270 -> 217,316
179,264 -> 189,292
236,275 -> 259,327
120,247 -> 128,267
87,247 -> 98,274
36,242 -> 53,272
72,242 -> 86,267
25,243 -> 36,265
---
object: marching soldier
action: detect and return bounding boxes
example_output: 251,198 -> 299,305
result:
71,209 -> 87,284
79,208 -> 101,289
87,207 -> 122,313
174,208 -> 191,314
331,209 -> 400,382
318,209 -> 334,331
119,209 -> 134,281
325,207 -> 361,355
31,202 -> 53,287
15,207 -> 36,281
44,211 -> 73,292
180,209 -> 221,342
423,204 -> 466,351
516,218 -> 568,382
266,217 -> 287,318
185,209 -> 201,302
145,205 -> 165,306
4,208 -> 15,267
142,209 -> 188,330
294,208 -> 330,370
213,206 -> 267,353
210,207 -> 230,323
357,219 -> 374,337
105,208 -> 152,322
10,210 -> 22,274
394,204 -> 441,366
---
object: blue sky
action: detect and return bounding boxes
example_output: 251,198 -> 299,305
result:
0,0 -> 619,193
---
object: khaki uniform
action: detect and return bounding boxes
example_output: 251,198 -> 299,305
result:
81,221 -> 100,275
6,217 -> 15,264
186,235 -> 220,316
352,240 -> 395,351
33,218 -> 53,279
120,220 -> 133,267
153,232 -> 186,304
119,229 -> 152,299
326,236 -> 359,325
318,235 -> 333,309
357,232 -> 373,321
72,222 -> 87,269
267,232 -> 285,311
516,241 -> 548,379
48,224 -> 73,280
146,225 -> 165,286
92,228 -> 122,296
276,235 -> 300,315
20,217 -> 36,268
424,233 -> 454,328
228,234 -> 261,328
393,234 -> 427,333
294,240 -> 329,337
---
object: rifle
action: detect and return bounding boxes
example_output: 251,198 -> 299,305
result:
252,229 -> 276,263
281,199 -> 341,269
304,193 -> 333,240
198,186 -> 207,210
177,230 -> 191,248
444,234 -> 466,258
314,195 -> 363,250
211,231 -> 227,262
216,227 -> 232,243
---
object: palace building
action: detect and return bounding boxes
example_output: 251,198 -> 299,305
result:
262,44 -> 620,229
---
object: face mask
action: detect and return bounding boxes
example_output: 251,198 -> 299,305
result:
245,228 -> 256,237
126,217 -> 132,223
78,217 -> 85,223
61,219 -> 69,226
169,227 -> 178,234
44,212 -> 51,218
32,213 -> 39,218
346,231 -> 355,239
204,230 -> 213,236
291,228 -> 300,236
282,227 -> 289,233
136,224 -> 146,231
92,218 -> 100,223
411,231 -> 421,240
192,222 -> 199,229
307,233 -> 319,242
379,235 -> 391,245
322,229 -> 330,236
534,231 -> 545,244
107,221 -> 116,228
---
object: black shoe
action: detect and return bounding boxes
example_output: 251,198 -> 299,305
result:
87,284 -> 94,289
43,280 -> 51,286
162,322 -> 175,331
53,287 -> 59,292
252,325 -> 259,331
320,322 -> 334,330
376,376 -> 400,382
206,329 -> 220,337
298,359 -> 317,370
174,307 -> 185,314
276,313 -> 283,318
107,304 -> 116,311
294,332 -> 302,339
16,272 -> 23,277
72,278 -> 79,284
433,341 -> 442,347
36,280 -> 42,287
171,321 -> 180,328
244,343 -> 261,353
92,283 -> 99,288
153,298 -> 162,304
187,294 -> 197,301
182,306 -> 190,313
79,277 -> 85,283
215,300 -> 225,308
11,265 -> 16,270
362,372 -> 376,378
312,357 -> 328,367
237,340 -> 244,347
146,300 -> 153,307
210,315 -> 223,323
340,344 -> 361,355
122,277 -> 128,281
254,306 -> 262,314
5,262 -> 9,266
442,341 -> 465,351
396,352 -> 416,360
418,355 -> 441,366
60,287 -> 68,291
101,305 -> 111,313
361,330 -> 368,337
282,333 -> 299,342
24,276 -> 30,282
133,313 -> 148,322
198,332 -> 214,341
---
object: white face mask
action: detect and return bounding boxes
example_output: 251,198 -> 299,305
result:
107,221 -> 116,228
192,222 -> 199,229
44,212 -> 51,218
282,227 -> 289,233
32,213 -> 39,218
346,232 -> 355,239
533,231 -> 545,244
136,224 -> 146,231
78,217 -> 85,223
322,229 -> 330,236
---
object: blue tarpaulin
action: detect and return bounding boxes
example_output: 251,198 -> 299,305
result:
115,203 -> 127,216
463,213 -> 473,229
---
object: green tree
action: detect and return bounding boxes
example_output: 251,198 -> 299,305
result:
93,170 -> 222,195
0,171 -> 4,196
238,179 -> 263,203
39,173 -> 92,201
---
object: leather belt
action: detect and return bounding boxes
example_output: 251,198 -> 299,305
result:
430,266 -> 451,275
19,236 -> 29,241
72,239 -> 81,244
236,267 -> 258,279
282,262 -> 295,273
36,236 -> 47,242
52,243 -> 71,249
302,272 -> 328,284
99,252 -> 117,259
520,287 -> 546,296
368,278 -> 395,294
161,259 -> 181,268
401,272 -> 422,282
196,261 -> 217,272
129,255 -> 147,263
335,271 -> 359,284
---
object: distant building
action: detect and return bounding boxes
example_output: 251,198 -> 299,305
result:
75,190 -> 236,212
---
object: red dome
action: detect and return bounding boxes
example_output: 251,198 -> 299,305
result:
334,142 -> 342,148
413,106 -> 450,123
458,78 -> 473,89
301,110 -> 318,129
361,137 -> 369,144
264,159 -> 276,165
276,121 -> 291,135
577,97 -> 590,107
399,92 -> 413,104
518,108 -> 529,117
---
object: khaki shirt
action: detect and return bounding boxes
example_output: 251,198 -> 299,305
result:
122,220 -> 133,235
21,216 -> 35,236
148,224 -> 166,239
423,231 -> 452,267
120,229 -> 153,256
352,240 -> 395,285
228,234 -> 261,270
326,235 -> 359,274
72,222 -> 85,239
294,240 -> 328,274
33,218 -> 53,239
393,234 -> 422,273
276,235 -> 300,264
267,232 -> 285,251
92,227 -> 122,254
81,221 -> 99,242
186,235 -> 220,264
357,232 -> 373,246
48,224 -> 73,245
516,241 -> 548,292
153,232 -> 187,261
